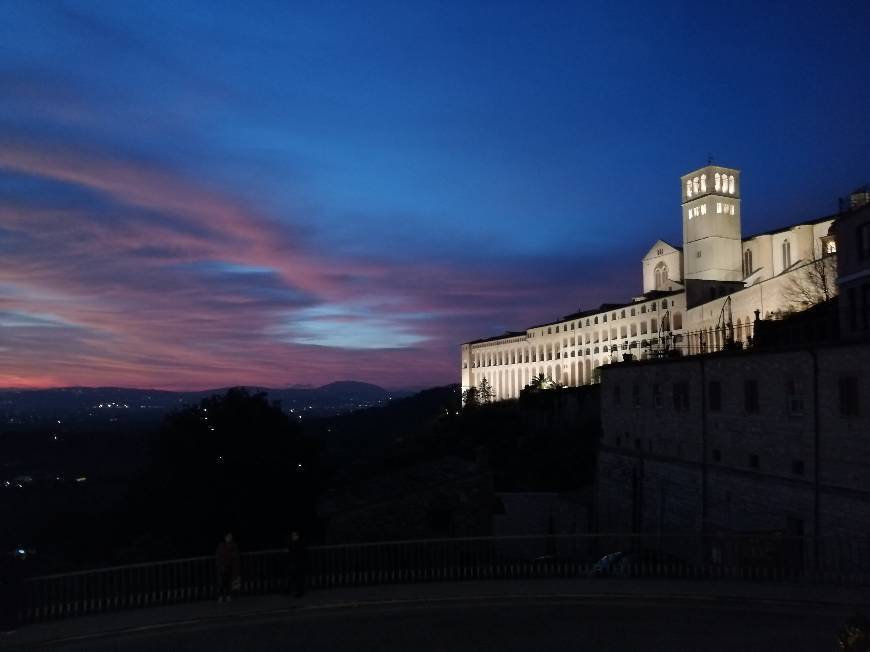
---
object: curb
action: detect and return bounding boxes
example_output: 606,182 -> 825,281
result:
11,589 -> 870,649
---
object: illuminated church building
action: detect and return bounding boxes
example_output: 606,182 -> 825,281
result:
460,165 -> 838,400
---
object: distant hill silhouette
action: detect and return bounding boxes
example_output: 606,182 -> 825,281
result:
0,381 -> 406,426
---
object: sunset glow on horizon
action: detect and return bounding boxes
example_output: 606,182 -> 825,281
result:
2,1 -> 869,390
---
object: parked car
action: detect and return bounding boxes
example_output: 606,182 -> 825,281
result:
592,549 -> 690,578
591,551 -> 625,577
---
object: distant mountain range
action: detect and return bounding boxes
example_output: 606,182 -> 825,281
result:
0,381 -> 408,427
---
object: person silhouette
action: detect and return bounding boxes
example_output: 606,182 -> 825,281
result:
287,530 -> 308,597
215,532 -> 240,602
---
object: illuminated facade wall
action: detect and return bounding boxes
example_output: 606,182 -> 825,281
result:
461,165 -> 836,402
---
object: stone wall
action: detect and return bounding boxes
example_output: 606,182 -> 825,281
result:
596,342 -> 870,539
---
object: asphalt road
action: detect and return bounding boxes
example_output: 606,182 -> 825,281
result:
52,596 -> 848,651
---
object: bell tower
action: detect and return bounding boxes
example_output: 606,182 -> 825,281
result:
681,165 -> 742,282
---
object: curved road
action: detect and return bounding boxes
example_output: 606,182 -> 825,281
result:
55,596 -> 846,651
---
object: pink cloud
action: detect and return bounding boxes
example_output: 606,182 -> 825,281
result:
0,138 -> 632,390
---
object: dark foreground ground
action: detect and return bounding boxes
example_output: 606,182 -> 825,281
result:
52,598 -> 845,652
9,579 -> 866,651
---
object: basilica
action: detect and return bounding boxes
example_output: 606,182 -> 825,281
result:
460,164 -> 840,401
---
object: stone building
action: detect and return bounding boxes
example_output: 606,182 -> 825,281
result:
460,164 -> 839,402
595,342 -> 870,540
835,198 -> 870,340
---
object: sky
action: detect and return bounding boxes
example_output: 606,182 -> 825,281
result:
1,0 -> 869,390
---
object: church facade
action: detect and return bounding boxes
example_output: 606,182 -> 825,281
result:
460,165 -> 837,401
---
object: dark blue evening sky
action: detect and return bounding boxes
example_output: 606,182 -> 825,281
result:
1,0 -> 868,388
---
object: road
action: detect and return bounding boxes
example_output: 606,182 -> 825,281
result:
53,596 -> 847,651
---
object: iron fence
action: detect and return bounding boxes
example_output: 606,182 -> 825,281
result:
15,533 -> 870,625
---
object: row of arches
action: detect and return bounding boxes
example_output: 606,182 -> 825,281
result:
471,312 -> 683,369
469,358 -> 607,400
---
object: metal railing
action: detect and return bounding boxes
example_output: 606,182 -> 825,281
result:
15,533 -> 870,625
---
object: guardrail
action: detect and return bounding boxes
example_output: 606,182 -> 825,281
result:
16,533 -> 870,625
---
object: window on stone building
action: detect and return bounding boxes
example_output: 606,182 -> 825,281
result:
620,326 -> 627,338
715,172 -> 721,191
673,381 -> 690,411
700,174 -> 707,192
786,379 -> 804,416
621,309 -> 626,318
863,283 -> 870,331
743,249 -> 753,277
631,308 -> 636,316
744,380 -> 760,413
859,223 -> 870,261
708,381 -> 722,411
728,175 -> 735,193
661,300 -> 667,310
652,383 -> 662,408
782,239 -> 792,270
849,287 -> 858,331
640,322 -> 647,335
839,376 -> 859,416
611,328 -> 617,340
632,384 -> 640,407
630,323 -> 637,337
641,305 -> 646,314
651,318 -> 658,333
673,312 -> 682,330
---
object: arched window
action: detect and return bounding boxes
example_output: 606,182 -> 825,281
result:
661,300 -> 668,310
686,180 -> 693,198
825,239 -> 837,255
782,239 -> 791,270
693,177 -> 700,194
743,249 -> 753,277
700,174 -> 707,192
714,172 -> 721,191
728,175 -> 735,193
673,311 -> 683,330
654,262 -> 668,290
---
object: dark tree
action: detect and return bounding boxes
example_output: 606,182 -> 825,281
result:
477,378 -> 495,404
138,388 -> 316,555
461,386 -> 480,409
